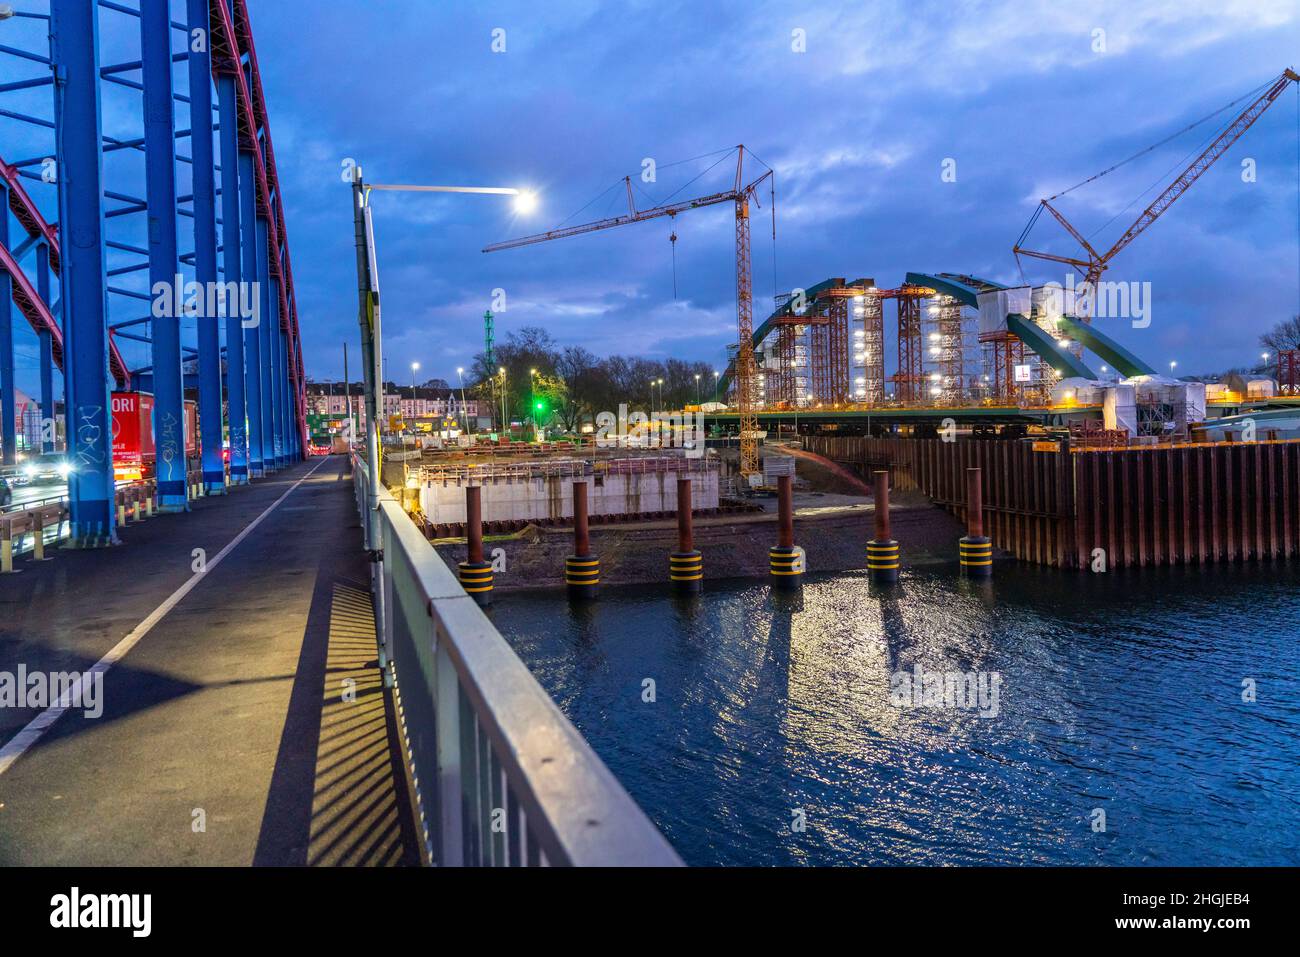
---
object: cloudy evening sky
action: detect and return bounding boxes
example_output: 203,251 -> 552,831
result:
3,0 -> 1299,393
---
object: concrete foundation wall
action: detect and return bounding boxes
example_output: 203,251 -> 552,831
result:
420,470 -> 721,524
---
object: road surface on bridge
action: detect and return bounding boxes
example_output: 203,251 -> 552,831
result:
0,457 -> 417,865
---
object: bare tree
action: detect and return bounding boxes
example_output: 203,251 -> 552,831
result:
1260,315 -> 1300,354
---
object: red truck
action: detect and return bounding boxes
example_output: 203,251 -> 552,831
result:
111,391 -> 197,482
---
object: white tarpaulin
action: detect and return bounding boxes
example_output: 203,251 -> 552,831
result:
1103,384 -> 1137,435
977,286 -> 1031,336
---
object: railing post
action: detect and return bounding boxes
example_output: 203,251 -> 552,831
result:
670,476 -> 703,593
868,469 -> 900,583
434,636 -> 464,866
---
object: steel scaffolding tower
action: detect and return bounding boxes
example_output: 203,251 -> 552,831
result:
0,0 -> 306,543
852,290 -> 884,405
891,290 -> 927,403
933,294 -> 965,404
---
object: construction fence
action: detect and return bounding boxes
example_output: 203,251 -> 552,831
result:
805,435 -> 1300,570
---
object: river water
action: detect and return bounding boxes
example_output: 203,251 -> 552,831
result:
495,564 -> 1300,866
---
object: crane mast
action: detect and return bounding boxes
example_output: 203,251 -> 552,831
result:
1014,68 -> 1300,315
484,147 -> 771,477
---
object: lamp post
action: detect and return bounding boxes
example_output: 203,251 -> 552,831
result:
499,367 -> 508,435
350,168 -> 537,561
695,372 -> 701,407
529,367 -> 538,441
713,369 -> 720,403
456,366 -> 468,434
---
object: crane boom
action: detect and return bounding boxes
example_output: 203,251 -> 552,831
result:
482,181 -> 764,251
483,147 -> 771,477
1101,68 -> 1298,265
1014,68 -> 1299,312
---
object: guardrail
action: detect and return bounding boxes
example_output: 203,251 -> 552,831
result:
0,469 -> 207,571
351,452 -> 681,866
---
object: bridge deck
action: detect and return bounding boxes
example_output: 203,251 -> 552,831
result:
0,457 -> 418,865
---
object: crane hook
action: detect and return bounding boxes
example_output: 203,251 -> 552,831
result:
669,216 -> 678,300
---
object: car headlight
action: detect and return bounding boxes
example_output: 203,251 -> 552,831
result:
22,464 -> 36,478
57,463 -> 72,479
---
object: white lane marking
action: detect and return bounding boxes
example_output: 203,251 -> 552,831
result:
0,457 -> 331,777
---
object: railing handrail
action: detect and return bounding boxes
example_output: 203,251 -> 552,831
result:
354,453 -> 681,866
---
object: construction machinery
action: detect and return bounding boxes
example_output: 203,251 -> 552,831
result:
484,146 -> 771,478
1014,68 -> 1300,314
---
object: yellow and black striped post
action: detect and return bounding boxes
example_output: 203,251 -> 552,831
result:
459,485 -> 493,606
770,474 -> 803,590
959,467 -> 993,577
671,477 -> 703,593
567,480 -> 599,599
868,470 -> 900,583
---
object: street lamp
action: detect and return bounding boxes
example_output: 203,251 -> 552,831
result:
713,370 -> 720,403
1169,360 -> 1178,376
456,366 -> 468,434
351,169 -> 536,547
695,372 -> 701,407
498,366 -> 507,433
529,368 -> 538,440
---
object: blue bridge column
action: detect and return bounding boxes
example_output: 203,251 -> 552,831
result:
277,288 -> 290,463
239,150 -> 264,477
187,0 -> 225,494
140,0 -> 187,512
269,280 -> 284,468
51,0 -> 116,544
217,76 -> 248,484
36,239 -> 55,454
279,320 -> 291,462
0,179 -> 14,467
265,274 -> 280,469
255,214 -> 275,471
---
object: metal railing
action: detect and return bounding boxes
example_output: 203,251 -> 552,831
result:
351,453 -> 681,866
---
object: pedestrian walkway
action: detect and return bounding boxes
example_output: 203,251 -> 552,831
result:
0,457 -> 418,865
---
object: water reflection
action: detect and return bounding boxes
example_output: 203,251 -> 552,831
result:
499,564 -> 1300,866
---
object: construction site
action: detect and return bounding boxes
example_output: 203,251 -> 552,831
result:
354,66 -> 1300,582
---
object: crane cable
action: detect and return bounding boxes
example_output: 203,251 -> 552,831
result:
1018,76 -> 1276,251
1046,77 -> 1273,202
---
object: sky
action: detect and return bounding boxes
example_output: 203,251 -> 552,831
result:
3,0 -> 1300,395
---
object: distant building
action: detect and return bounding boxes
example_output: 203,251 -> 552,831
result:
305,380 -> 479,428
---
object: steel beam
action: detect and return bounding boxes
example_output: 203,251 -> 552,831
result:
140,0 -> 187,511
217,75 -> 248,483
36,239 -> 54,453
239,149 -> 264,477
52,0 -> 117,544
255,212 -> 274,470
187,0 -> 225,493
0,178 -> 14,467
